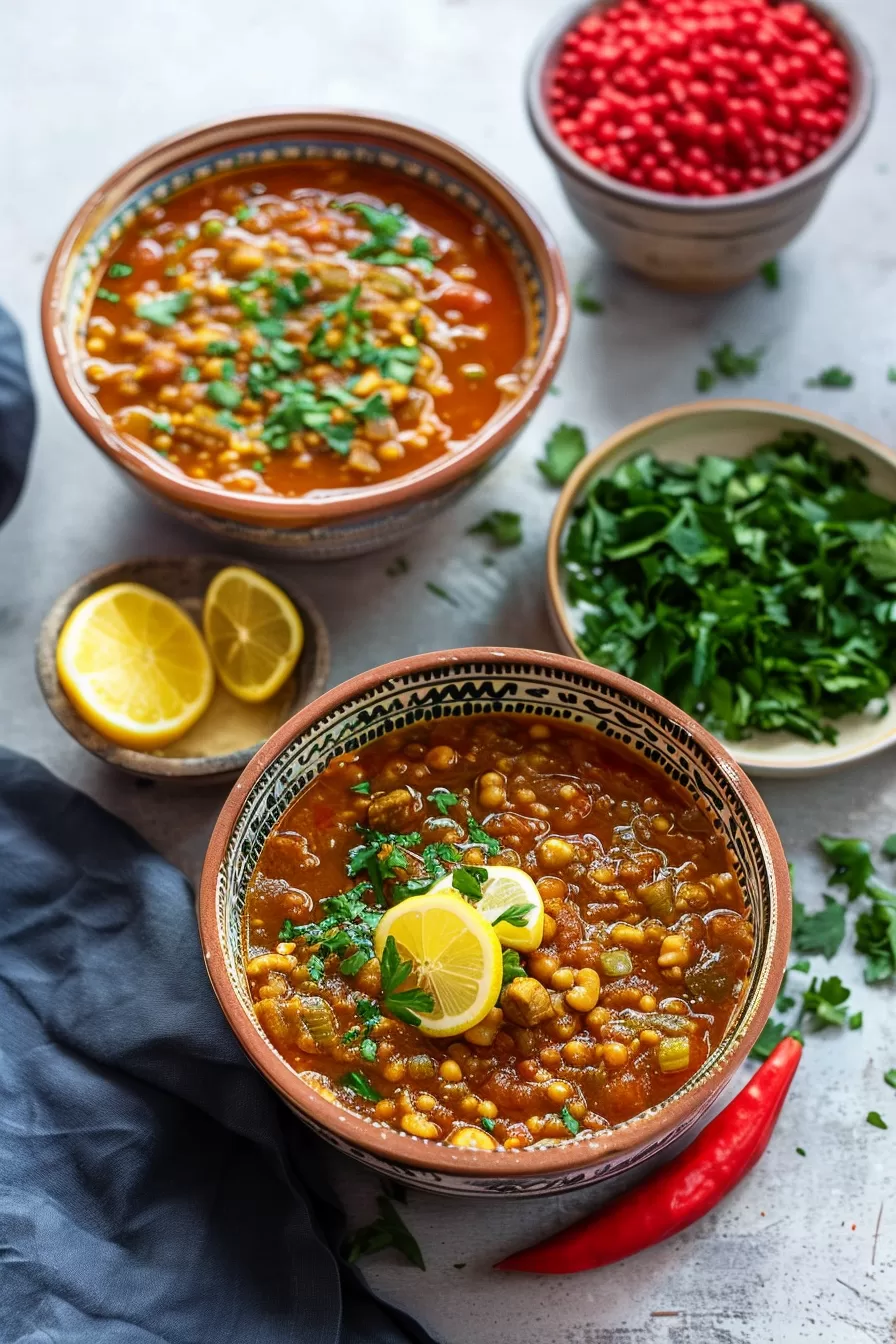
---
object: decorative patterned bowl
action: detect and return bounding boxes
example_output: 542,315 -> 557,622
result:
546,400 -> 896,778
526,0 -> 875,292
41,111 -> 569,560
198,647 -> 790,1196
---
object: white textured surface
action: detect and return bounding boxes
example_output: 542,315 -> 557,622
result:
1,2 -> 895,1340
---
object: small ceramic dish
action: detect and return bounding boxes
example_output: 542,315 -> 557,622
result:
41,110 -> 569,559
547,400 -> 896,778
36,554 -> 329,782
198,647 -> 789,1197
526,0 -> 875,291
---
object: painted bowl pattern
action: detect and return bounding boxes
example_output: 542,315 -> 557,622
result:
43,114 -> 569,558
200,648 -> 789,1196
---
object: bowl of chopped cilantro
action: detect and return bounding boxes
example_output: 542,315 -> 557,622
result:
547,401 -> 896,775
42,111 -> 569,559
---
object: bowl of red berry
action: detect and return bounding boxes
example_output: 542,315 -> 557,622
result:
527,0 -> 874,290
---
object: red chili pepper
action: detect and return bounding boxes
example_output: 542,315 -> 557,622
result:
496,1036 -> 802,1275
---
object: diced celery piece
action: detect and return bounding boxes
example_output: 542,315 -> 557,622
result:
656,1035 -> 690,1073
600,949 -> 633,977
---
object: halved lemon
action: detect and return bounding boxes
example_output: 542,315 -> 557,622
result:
56,583 -> 214,750
373,892 -> 504,1038
430,865 -> 544,952
202,566 -> 303,703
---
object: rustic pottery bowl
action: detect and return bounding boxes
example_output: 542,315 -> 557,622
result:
199,647 -> 789,1196
42,111 -> 569,560
547,400 -> 896,778
526,0 -> 875,291
36,554 -> 329,782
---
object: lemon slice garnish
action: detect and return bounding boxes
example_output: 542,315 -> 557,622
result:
373,892 -> 504,1038
56,582 -> 214,750
430,864 -> 544,952
202,566 -> 303,703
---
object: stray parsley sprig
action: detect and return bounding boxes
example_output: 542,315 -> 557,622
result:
344,1195 -> 425,1269
806,366 -> 854,389
538,423 -> 587,486
469,510 -> 523,548
696,341 -> 763,392
574,280 -> 604,314
379,934 -> 434,1027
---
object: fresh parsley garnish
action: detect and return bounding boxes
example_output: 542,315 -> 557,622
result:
759,258 -> 780,289
358,340 -> 421,385
855,881 -> 896,983
341,202 -> 435,272
136,291 -> 192,326
491,902 -> 533,928
466,815 -> 500,857
182,364 -> 201,383
379,934 -> 434,1026
537,423 -> 587,486
340,1071 -> 382,1102
96,287 -> 119,303
501,949 -> 526,986
791,896 -> 846,959
562,434 -> 896,745
260,378 -> 387,455
806,366 -> 854,388
308,284 -> 371,366
451,866 -> 487,902
359,1037 -> 377,1062
468,510 -> 523,548
206,339 -> 240,356
207,380 -> 243,410
559,1105 -> 580,1135
344,1196 -> 425,1269
107,262 -> 133,279
480,1117 -> 496,1134
867,1110 -> 888,1130
696,341 -> 763,391
427,788 -> 459,816
574,281 -> 604,314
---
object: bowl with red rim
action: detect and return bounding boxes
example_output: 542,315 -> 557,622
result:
526,0 -> 874,291
41,110 -> 569,559
198,647 -> 790,1196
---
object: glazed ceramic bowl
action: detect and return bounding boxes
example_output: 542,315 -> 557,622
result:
547,400 -> 896,778
526,1 -> 874,291
42,111 -> 569,560
36,554 -> 329,782
199,647 -> 789,1196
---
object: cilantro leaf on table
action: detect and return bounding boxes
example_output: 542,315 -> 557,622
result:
759,258 -> 780,289
882,834 -> 896,859
750,1019 -> 801,1061
806,367 -> 854,388
379,934 -> 434,1026
574,281 -> 604,314
697,341 -> 763,392
855,880 -> 896,983
560,433 -> 896,745
344,1196 -> 425,1270
791,896 -> 846,959
537,424 -> 587,486
468,510 -> 523,548
136,291 -> 192,326
884,1069 -> 896,1089
867,1111 -> 888,1130
819,836 -> 874,901
800,975 -> 853,1029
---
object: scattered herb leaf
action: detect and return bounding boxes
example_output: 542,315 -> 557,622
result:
340,1071 -> 382,1102
136,291 -> 192,326
538,423 -> 587,486
501,949 -> 526,986
574,281 -> 604,314
560,1105 -> 580,1135
96,287 -> 120,303
867,1110 -> 888,1130
791,896 -> 846,959
468,510 -> 523,548
426,581 -> 459,607
344,1196 -> 425,1270
379,934 -> 434,1026
806,367 -> 854,389
427,788 -> 459,816
107,262 -> 133,279
759,258 -> 780,289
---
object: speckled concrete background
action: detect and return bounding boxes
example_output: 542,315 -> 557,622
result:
1,2 -> 894,1339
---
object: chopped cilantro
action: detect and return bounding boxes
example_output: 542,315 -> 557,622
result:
796,1146 -> 806,1156
149,416 -> 170,433
882,834 -> 896,859
260,378 -> 387,456
481,1117 -> 496,1134
501,949 -> 526,986
848,1011 -> 863,1030
867,1110 -> 888,1130
750,1020 -> 802,1061
379,934 -> 434,1026
341,202 -> 435,272
359,1037 -> 377,1062
560,1105 -> 580,1135
427,788 -> 459,816
351,781 -> 371,795
791,896 -> 846,959
96,287 -> 119,303
698,341 -> 763,390
182,364 -> 201,383
467,815 -> 500,857
206,380 -> 243,410
234,204 -> 254,222
469,510 -> 523,548
344,1196 -> 425,1269
806,366 -> 854,388
340,1071 -> 382,1102
307,953 -> 325,984
884,1069 -> 896,1089
695,366 -> 716,393
252,460 -> 264,472
308,284 -> 371,366
561,434 -> 896,745
888,367 -> 896,384
759,258 -> 780,289
855,880 -> 896,983
107,262 -> 133,278
819,836 -> 874,902
358,340 -> 421,385
800,974 -> 852,1029
452,867 -> 486,902
537,423 -> 587,486
206,339 -> 240,356
136,291 -> 192,326
574,281 -> 604,314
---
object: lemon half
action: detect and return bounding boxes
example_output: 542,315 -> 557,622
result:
202,566 -> 303,703
56,582 -> 214,750
430,865 -> 544,952
373,892 -> 504,1038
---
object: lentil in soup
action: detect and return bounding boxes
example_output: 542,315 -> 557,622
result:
82,164 -> 529,496
245,715 -> 753,1149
